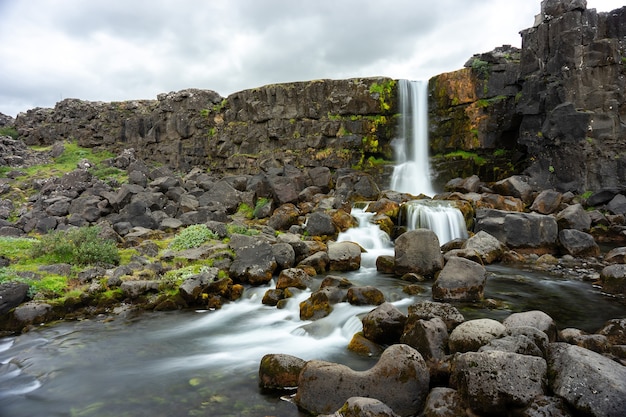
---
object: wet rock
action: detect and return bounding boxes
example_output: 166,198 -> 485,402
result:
258,353 -> 306,390
261,289 -> 284,306
599,264 -> 626,297
461,230 -> 505,264
548,343 -> 626,417
275,268 -> 311,290
449,318 -> 506,353
432,257 -> 486,302
295,344 -> 430,417
13,301 -> 52,325
604,247 -> 626,264
558,229 -> 600,257
0,281 -> 30,315
347,332 -> 385,357
328,241 -> 361,271
597,318 -> 626,345
452,351 -> 547,415
298,251 -> 329,275
322,397 -> 400,417
421,387 -> 468,417
346,286 -> 385,306
503,310 -> 558,342
406,300 -> 465,331
394,229 -> 444,277
400,316 -> 449,361
475,209 -> 558,253
300,290 -> 333,320
361,302 -> 407,345
375,255 -> 395,274
179,268 -> 220,303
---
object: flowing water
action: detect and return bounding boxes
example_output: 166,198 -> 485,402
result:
2,211 -> 624,417
389,79 -> 436,197
400,200 -> 469,245
2,79 -> 625,416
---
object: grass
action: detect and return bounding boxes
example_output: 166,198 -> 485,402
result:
443,150 -> 487,166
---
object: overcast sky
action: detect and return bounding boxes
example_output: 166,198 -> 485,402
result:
0,0 -> 623,117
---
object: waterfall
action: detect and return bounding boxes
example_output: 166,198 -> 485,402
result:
401,200 -> 468,244
389,79 -> 436,197
337,204 -> 393,268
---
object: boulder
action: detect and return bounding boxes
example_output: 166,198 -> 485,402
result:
12,301 -> 52,325
267,203 -> 300,231
432,257 -> 486,302
323,397 -> 400,417
556,204 -> 591,232
449,318 -> 506,353
461,230 -> 505,264
492,175 -> 534,204
478,328 -> 547,358
361,302 -> 407,346
558,229 -> 600,257
405,300 -> 465,331
299,290 -> 333,320
275,268 -> 312,290
475,209 -> 558,252
327,241 -> 361,271
262,289 -> 285,306
394,229 -> 444,277
421,388 -> 468,417
596,318 -> 626,345
229,235 -> 277,285
258,353 -> 306,390
530,189 -> 563,214
599,264 -> 626,296
400,316 -> 449,361
604,247 -> 626,264
452,351 -> 547,415
305,211 -> 337,237
548,343 -> 626,417
120,280 -> 160,298
178,268 -> 220,303
606,194 -> 626,215
0,281 -> 30,315
346,286 -> 385,306
502,310 -> 558,342
298,251 -> 330,275
295,344 -> 430,417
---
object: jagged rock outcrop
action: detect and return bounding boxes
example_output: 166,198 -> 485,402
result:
430,1 -> 626,193
14,79 -> 397,177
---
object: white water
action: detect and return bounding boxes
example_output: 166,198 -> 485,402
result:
390,79 -> 436,197
402,200 -> 469,244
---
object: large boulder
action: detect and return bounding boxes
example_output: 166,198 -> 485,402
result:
556,204 -> 591,232
258,353 -> 306,390
432,257 -> 486,302
461,230 -> 505,263
322,397 -> 400,417
475,209 -> 558,252
599,264 -> 626,296
361,302 -> 407,346
327,241 -> 361,271
295,344 -> 430,416
305,211 -> 337,237
228,234 -> 277,285
503,310 -> 558,342
405,300 -> 465,331
394,229 -> 444,277
558,229 -> 600,257
548,343 -> 626,417
452,351 -> 547,415
0,281 -> 30,315
400,316 -> 449,361
449,318 -> 507,353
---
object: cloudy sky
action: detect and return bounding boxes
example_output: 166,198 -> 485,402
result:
0,0 -> 623,117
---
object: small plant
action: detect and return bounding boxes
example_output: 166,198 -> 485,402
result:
493,148 -> 507,157
227,224 -> 259,236
30,226 -> 120,266
548,165 -> 555,173
169,224 -> 218,250
236,203 -> 254,220
0,126 -> 19,140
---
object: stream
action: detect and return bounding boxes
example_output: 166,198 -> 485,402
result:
1,259 -> 625,417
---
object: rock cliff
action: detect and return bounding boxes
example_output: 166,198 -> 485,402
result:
14,78 -> 397,177
431,0 -> 626,193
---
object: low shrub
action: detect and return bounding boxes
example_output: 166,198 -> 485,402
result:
30,226 -> 120,266
169,224 -> 218,250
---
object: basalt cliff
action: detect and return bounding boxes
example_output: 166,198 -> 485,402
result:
5,0 -> 626,194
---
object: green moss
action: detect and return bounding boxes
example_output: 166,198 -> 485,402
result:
443,150 -> 486,166
493,148 -> 507,157
236,202 -> 254,220
369,79 -> 396,112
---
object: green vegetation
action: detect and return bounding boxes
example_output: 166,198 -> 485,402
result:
493,148 -> 507,157
0,126 -> 19,140
369,79 -> 396,112
470,58 -> 490,77
581,190 -> 594,200
476,95 -> 507,108
443,150 -> 486,166
30,226 -> 120,266
212,99 -> 228,113
236,202 -> 254,220
227,223 -> 259,236
169,224 -> 219,251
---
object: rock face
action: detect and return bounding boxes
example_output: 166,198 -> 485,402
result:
429,3 -> 626,193
14,79 -> 397,177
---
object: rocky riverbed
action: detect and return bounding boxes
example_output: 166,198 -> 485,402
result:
0,137 -> 625,415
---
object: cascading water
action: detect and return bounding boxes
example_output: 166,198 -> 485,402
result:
389,79 -> 436,197
401,200 -> 468,244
